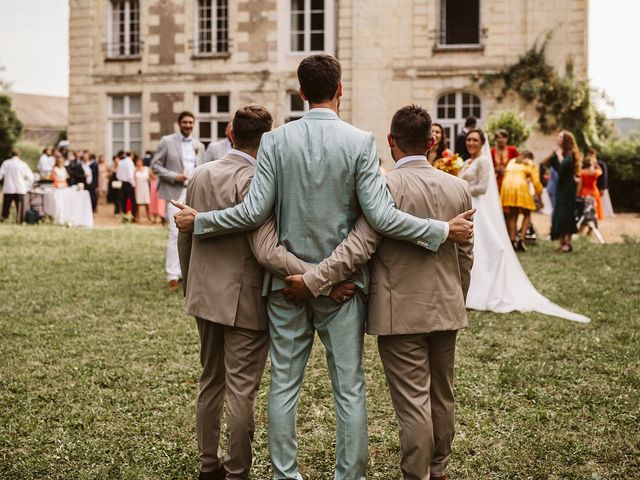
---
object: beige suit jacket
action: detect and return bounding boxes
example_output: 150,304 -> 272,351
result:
178,153 -> 312,330
303,160 -> 473,335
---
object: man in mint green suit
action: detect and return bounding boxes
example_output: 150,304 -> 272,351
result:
175,55 -> 473,480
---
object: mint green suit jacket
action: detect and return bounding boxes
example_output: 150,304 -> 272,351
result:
194,109 -> 448,291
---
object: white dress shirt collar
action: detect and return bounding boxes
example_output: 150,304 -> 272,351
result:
229,148 -> 256,167
395,155 -> 428,169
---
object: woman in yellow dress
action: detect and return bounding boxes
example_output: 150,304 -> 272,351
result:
500,151 -> 543,251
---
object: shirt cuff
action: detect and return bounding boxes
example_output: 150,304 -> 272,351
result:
441,220 -> 450,245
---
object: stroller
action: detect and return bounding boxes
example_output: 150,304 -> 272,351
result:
575,196 -> 605,244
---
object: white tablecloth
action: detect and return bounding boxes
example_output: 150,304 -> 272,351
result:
34,188 -> 93,227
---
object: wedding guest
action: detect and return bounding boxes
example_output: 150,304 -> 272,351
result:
107,155 -> 121,214
454,116 -> 476,159
37,147 -> 55,178
579,148 -> 603,220
500,151 -> 543,252
427,122 -> 452,164
542,130 -> 582,253
0,150 -> 34,223
491,129 -> 519,190
143,150 -> 154,167
116,151 -> 137,220
97,155 -> 109,204
134,154 -> 153,222
205,120 -> 232,162
82,152 -> 99,212
67,151 -> 86,186
51,156 -> 69,187
151,111 -> 205,289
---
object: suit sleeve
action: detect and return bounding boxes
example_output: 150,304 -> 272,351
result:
151,138 -> 179,185
458,184 -> 474,299
302,215 -> 382,297
230,172 -> 314,278
247,215 -> 315,278
355,133 -> 448,251
467,157 -> 490,196
177,175 -> 195,295
204,142 -> 214,164
193,133 -> 276,238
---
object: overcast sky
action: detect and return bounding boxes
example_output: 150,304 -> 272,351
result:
0,0 -> 636,118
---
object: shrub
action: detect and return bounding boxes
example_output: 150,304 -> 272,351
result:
600,138 -> 640,212
16,141 -> 41,171
485,110 -> 532,148
0,94 -> 23,160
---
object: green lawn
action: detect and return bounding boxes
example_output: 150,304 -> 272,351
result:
1,225 -> 638,479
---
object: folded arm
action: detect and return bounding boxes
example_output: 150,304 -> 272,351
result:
151,138 -> 180,185
194,134 -> 276,239
356,134 -> 448,252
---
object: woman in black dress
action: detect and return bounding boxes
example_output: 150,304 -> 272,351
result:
542,130 -> 582,252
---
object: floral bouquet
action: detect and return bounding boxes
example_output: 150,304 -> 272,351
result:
434,151 -> 464,176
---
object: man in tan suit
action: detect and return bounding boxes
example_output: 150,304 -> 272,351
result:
177,105 -> 354,480
285,105 -> 474,480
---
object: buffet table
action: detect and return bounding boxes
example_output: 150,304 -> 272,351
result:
28,187 -> 93,227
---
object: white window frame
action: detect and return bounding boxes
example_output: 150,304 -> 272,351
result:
195,93 -> 231,147
194,0 -> 229,55
285,91 -> 309,123
107,94 -> 142,161
288,0 -> 335,54
437,0 -> 482,49
107,0 -> 141,58
435,91 -> 482,142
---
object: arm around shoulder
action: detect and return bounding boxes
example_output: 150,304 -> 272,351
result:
355,133 -> 448,252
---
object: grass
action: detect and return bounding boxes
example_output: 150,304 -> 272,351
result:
0,224 -> 638,479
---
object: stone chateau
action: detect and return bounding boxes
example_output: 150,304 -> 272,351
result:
68,0 -> 588,164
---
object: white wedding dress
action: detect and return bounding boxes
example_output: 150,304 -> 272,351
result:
459,140 -> 589,323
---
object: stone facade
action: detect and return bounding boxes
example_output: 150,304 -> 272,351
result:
68,0 -> 588,164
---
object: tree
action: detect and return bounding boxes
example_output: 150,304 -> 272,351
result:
478,31 -> 612,150
485,110 -> 531,148
0,94 -> 23,160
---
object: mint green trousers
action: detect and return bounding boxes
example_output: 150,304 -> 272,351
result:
267,290 -> 368,480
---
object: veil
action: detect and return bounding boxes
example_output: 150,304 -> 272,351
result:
464,133 -> 590,323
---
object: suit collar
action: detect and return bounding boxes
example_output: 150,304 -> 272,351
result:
395,155 -> 430,169
228,148 -> 256,167
302,108 -> 339,120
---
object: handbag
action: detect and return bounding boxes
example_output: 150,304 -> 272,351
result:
111,180 -> 123,189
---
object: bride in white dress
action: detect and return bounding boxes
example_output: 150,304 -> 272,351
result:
458,129 -> 589,323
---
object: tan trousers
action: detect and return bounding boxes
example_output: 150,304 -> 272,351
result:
196,317 -> 269,479
377,330 -> 458,480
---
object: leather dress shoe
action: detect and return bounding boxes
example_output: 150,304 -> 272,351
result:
199,465 -> 226,480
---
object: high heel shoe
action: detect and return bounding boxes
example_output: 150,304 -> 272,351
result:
517,239 -> 527,252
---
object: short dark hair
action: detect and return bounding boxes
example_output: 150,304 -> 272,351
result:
11,149 -> 20,157
117,150 -> 125,158
466,128 -> 486,145
178,111 -> 195,123
495,128 -> 509,140
232,105 -> 273,150
390,105 -> 433,154
297,55 -> 342,104
521,150 -> 534,160
465,116 -> 477,128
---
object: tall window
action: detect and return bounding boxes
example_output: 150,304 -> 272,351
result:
109,95 -> 142,159
290,0 -> 325,52
195,0 -> 229,54
285,92 -> 309,123
109,0 -> 141,58
435,92 -> 481,141
196,94 -> 231,147
439,0 -> 480,46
